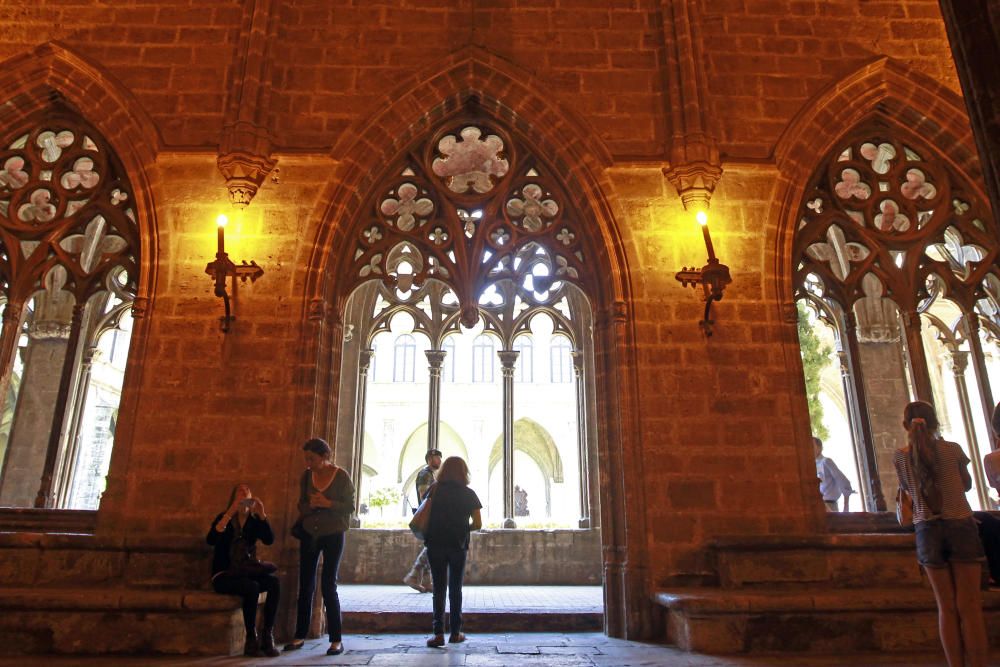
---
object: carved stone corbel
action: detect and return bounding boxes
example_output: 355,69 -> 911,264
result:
217,150 -> 277,209
662,160 -> 723,212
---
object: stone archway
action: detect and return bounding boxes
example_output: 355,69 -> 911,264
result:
299,52 -> 652,637
768,56 -> 993,524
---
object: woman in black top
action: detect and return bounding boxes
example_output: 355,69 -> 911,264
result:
424,456 -> 482,648
206,483 -> 280,657
284,438 -> 355,656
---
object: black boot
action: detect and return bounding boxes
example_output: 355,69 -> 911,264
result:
259,628 -> 280,657
244,629 -> 262,657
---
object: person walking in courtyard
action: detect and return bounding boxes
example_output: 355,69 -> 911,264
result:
424,456 -> 482,648
207,484 -> 280,657
404,448 -> 442,592
894,401 -> 987,667
813,436 -> 854,511
285,438 -> 355,656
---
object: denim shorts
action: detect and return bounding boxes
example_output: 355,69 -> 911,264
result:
914,517 -> 985,568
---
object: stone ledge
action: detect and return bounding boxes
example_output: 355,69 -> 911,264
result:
0,531 -> 208,552
655,587 -> 1000,614
0,587 -> 241,612
0,509 -> 96,534
709,533 -> 915,551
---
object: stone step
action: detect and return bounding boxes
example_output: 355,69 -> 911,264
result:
0,587 -> 243,656
656,586 -> 1000,654
344,610 -> 603,633
709,533 -> 922,589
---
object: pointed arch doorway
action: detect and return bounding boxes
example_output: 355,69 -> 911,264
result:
318,100 -> 626,633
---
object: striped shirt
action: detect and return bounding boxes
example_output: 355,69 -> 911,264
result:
893,441 -> 972,523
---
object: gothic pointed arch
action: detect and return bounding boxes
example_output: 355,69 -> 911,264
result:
302,55 -> 651,638
773,56 -> 985,301
306,51 -> 624,314
0,41 -> 160,519
0,41 -> 162,298
779,60 -> 998,516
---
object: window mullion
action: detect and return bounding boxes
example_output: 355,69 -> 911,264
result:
34,302 -> 86,508
844,310 -> 888,512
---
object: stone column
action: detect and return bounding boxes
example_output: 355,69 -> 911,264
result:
901,309 -> 934,402
55,344 -> 98,507
0,294 -> 76,507
572,350 -> 591,528
844,311 -> 887,511
425,349 -> 446,453
498,349 -> 519,529
35,302 -> 86,508
946,350 -> 990,507
350,348 -> 373,524
964,314 -> 997,449
836,350 -> 869,510
0,301 -> 25,422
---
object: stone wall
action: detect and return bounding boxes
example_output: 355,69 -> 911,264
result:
340,529 -> 602,585
0,0 -> 984,640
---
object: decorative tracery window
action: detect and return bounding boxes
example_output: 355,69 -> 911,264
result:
337,116 -> 597,529
794,132 -> 999,512
0,111 -> 139,510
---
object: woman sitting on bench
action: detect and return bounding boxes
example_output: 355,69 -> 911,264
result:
207,483 -> 281,658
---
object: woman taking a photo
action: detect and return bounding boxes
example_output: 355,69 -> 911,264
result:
424,455 -> 482,648
894,400 -> 987,667
285,438 -> 355,656
206,484 -> 280,658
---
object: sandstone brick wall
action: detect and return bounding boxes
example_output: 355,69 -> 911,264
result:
699,0 -> 960,158
0,0 -> 981,606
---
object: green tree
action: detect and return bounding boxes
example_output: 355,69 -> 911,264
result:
367,487 -> 401,517
797,302 -> 832,441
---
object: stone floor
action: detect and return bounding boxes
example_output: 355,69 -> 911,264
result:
0,634 -> 979,666
339,584 -> 603,613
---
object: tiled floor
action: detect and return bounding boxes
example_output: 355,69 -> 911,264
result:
0,633 -> 968,666
339,584 -> 603,613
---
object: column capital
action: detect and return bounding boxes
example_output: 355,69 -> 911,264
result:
358,347 -> 374,371
130,296 -> 149,320
498,349 -> 520,369
946,349 -> 970,375
425,349 -> 447,367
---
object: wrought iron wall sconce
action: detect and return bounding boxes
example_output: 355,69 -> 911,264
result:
675,210 -> 732,337
205,214 -> 264,333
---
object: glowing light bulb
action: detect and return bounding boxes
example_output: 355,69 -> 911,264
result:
696,210 -> 708,226
216,214 -> 229,227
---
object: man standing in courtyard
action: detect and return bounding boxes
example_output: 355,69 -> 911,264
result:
404,448 -> 442,592
814,436 -> 854,512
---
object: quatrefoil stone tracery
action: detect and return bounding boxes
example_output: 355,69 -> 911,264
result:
351,121 -> 590,323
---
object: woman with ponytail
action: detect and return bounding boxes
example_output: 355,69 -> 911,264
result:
894,400 -> 987,667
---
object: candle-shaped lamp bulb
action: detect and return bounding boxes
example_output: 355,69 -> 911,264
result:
696,210 -> 716,261
216,214 -> 228,255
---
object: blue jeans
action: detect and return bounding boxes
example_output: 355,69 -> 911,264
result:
427,546 -> 467,636
294,532 -> 345,642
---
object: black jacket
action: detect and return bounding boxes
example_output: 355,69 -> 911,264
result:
206,512 -> 274,578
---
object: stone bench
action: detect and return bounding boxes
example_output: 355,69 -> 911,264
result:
656,587 -> 1000,654
0,586 -> 244,655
